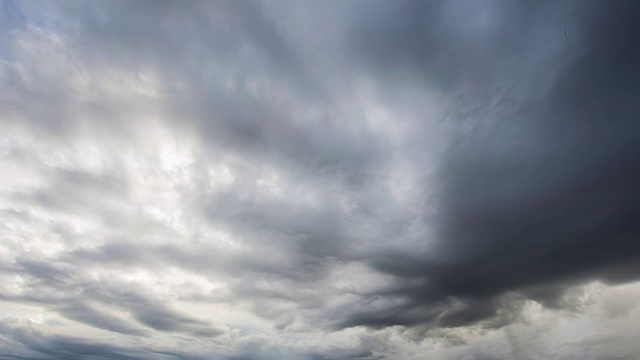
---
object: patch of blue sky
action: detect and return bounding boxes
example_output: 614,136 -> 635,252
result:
1,0 -> 26,60
1,0 -> 27,29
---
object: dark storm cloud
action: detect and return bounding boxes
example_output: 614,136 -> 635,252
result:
341,0 -> 640,330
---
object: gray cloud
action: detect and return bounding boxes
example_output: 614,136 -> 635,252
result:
56,302 -> 148,336
0,318 -> 211,360
1,0 -> 639,359
337,0 -> 640,331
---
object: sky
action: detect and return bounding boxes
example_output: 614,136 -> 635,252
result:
0,0 -> 640,359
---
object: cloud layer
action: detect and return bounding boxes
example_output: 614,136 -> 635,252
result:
1,0 -> 639,359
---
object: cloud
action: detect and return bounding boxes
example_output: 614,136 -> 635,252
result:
338,0 -> 640,331
0,0 -> 639,359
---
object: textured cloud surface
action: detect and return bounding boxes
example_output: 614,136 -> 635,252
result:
1,0 -> 640,359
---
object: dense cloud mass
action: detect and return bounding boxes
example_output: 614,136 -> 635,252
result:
1,0 -> 639,359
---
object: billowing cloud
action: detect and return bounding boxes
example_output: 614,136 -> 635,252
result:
1,0 -> 639,359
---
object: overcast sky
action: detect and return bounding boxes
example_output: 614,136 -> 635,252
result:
1,0 -> 640,359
